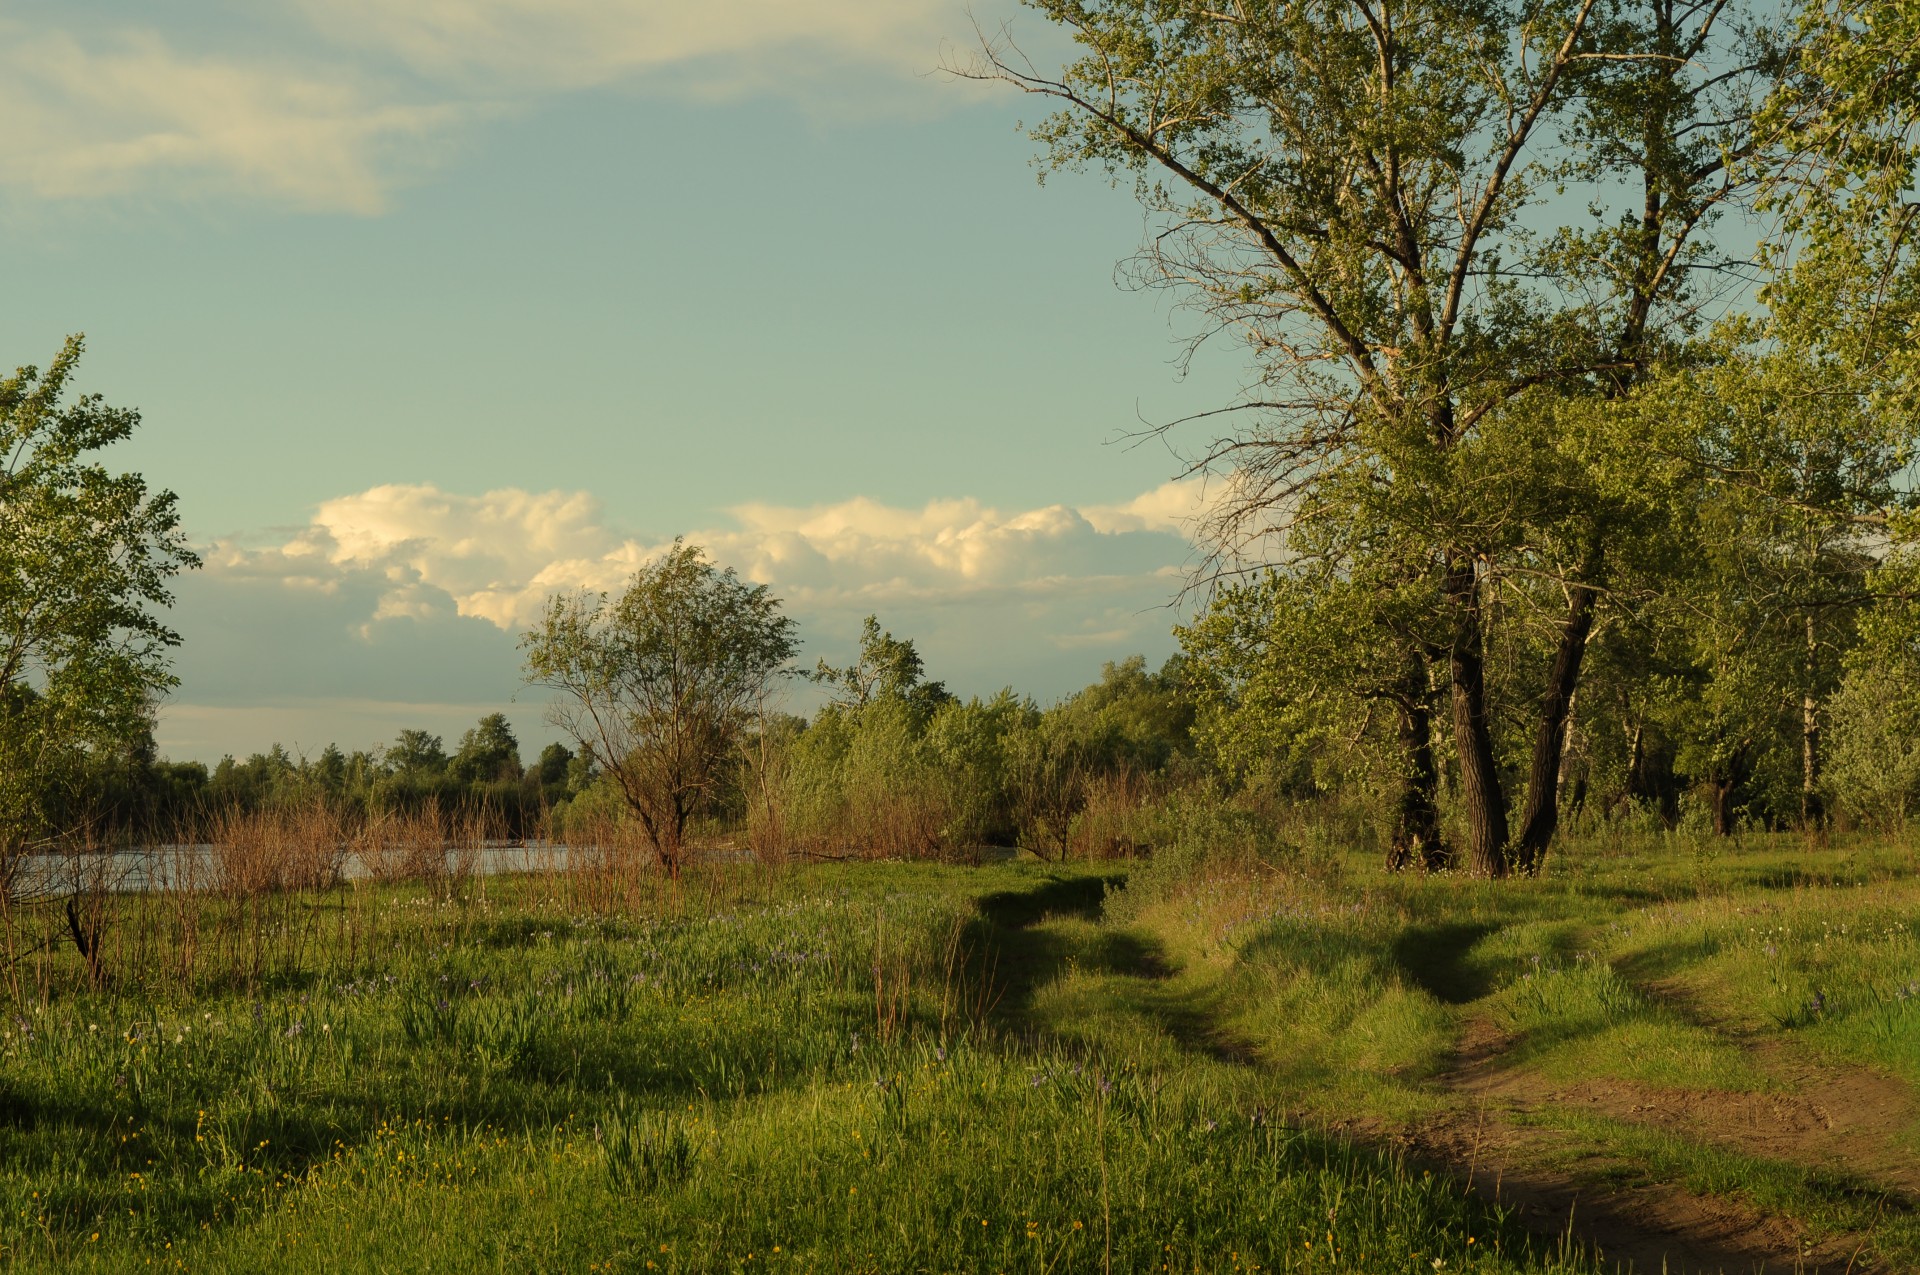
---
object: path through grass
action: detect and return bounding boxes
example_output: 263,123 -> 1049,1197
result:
1,861 -> 1591,1273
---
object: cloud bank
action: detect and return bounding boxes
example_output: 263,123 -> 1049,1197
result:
160,481 -> 1208,760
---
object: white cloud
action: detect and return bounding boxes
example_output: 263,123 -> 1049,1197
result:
1082,478 -> 1218,534
294,0 -> 970,98
0,1 -> 1013,209
213,479 -> 1204,634
179,480 -> 1192,717
0,27 -> 463,213
160,479 -> 1207,758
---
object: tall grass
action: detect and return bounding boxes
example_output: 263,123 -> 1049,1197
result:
0,857 -> 1600,1273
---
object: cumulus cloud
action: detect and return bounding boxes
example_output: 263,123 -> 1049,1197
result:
210,479 -> 1203,635
161,481 -> 1207,757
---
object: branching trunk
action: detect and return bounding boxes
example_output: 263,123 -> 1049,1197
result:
1708,744 -> 1751,836
1513,579 -> 1598,873
1386,655 -> 1447,872
1446,563 -> 1509,876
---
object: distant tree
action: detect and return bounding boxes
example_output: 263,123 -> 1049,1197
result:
313,744 -> 349,797
563,749 -> 597,797
451,713 -> 522,785
386,730 -> 447,778
810,615 -> 952,717
532,742 -> 573,788
0,336 -> 198,868
1062,654 -> 1196,768
522,540 -> 798,877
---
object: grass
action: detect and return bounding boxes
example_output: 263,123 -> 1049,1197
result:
0,828 -> 1916,1271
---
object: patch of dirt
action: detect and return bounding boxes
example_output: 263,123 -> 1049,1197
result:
1451,1022 -> 1920,1195
1624,975 -> 1920,1196
1393,1015 -> 1915,1274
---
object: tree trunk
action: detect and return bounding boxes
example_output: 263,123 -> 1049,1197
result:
1623,717 -> 1644,812
1801,613 -> 1824,828
1710,776 -> 1737,836
1446,563 -> 1509,877
1559,691 -> 1584,812
1708,745 -> 1749,836
1386,656 -> 1447,872
1513,582 -> 1597,874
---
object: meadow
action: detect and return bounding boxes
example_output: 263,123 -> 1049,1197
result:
0,826 -> 1915,1273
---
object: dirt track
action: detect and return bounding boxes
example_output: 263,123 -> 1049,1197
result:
1380,986 -> 1920,1275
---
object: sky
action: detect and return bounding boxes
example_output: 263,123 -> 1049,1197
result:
1,0 -> 1250,764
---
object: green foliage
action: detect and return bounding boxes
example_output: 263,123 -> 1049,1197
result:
1825,546 -> 1920,830
0,336 -> 198,858
778,625 -> 1196,858
808,614 -> 952,717
449,714 -> 522,786
1181,572 -> 1397,793
523,541 -> 798,870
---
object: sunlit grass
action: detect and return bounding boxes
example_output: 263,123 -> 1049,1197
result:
4,831 -> 1917,1270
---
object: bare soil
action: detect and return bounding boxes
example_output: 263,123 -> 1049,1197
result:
1377,993 -> 1920,1274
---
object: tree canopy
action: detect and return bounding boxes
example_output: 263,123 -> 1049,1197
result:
959,0 -> 1920,872
0,336 -> 198,863
521,540 -> 798,875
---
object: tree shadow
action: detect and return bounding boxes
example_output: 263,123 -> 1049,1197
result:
1391,921 -> 1500,1004
975,871 -> 1120,930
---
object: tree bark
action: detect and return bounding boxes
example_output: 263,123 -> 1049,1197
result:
1709,745 -> 1749,836
1446,562 -> 1510,876
1513,581 -> 1598,874
1801,613 -> 1824,828
1386,656 -> 1447,872
1710,776 -> 1737,836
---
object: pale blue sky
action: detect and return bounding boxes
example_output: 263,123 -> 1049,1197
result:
2,1 -> 1240,762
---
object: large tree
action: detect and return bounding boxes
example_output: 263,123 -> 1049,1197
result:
0,336 -> 198,874
964,0 -> 1801,872
521,541 -> 798,877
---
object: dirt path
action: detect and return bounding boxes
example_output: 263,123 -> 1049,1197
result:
973,873 -> 1918,1272
1391,998 -> 1919,1274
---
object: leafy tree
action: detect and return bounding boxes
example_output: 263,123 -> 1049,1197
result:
1181,562 -> 1449,869
522,540 -> 798,876
1825,538 -> 1920,830
313,744 -> 349,798
532,742 -> 573,788
1061,655 -> 1196,768
0,337 -> 198,865
386,730 -> 447,778
451,712 -> 523,785
810,615 -> 953,717
964,0 -> 1802,873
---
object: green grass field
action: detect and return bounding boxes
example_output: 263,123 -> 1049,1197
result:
2,833 -> 1915,1272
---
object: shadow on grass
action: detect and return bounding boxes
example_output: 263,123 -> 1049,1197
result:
1392,921 -> 1500,1004
975,871 -> 1120,930
967,869 -> 1269,1068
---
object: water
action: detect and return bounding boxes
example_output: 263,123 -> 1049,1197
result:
6,841 -> 622,896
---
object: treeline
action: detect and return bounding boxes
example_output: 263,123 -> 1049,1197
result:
73,715 -> 581,840
751,632 -> 1195,860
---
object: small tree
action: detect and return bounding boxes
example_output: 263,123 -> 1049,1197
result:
809,614 -> 952,716
1,336 -> 198,878
522,541 -> 798,877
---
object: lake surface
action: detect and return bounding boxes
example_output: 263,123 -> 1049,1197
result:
6,841 -> 645,896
